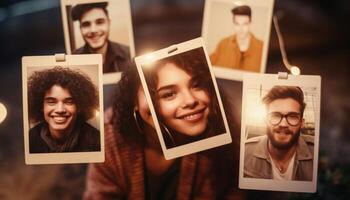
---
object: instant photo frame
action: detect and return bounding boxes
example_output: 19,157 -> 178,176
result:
60,0 -> 135,59
22,54 -> 104,164
135,38 -> 232,160
239,73 -> 321,192
202,0 -> 274,81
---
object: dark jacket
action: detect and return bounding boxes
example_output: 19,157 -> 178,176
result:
74,40 -> 131,73
29,121 -> 101,153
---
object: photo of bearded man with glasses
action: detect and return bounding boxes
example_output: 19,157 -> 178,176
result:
244,86 -> 314,181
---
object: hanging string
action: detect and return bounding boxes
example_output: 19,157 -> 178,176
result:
273,14 -> 301,75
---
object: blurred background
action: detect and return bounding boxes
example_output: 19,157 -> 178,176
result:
0,0 -> 350,199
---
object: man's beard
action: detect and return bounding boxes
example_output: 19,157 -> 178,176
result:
267,126 -> 301,150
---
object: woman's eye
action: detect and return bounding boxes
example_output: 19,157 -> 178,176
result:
192,82 -> 200,88
159,91 -> 176,100
191,79 -> 204,90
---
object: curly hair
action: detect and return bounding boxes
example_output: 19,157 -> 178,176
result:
143,47 -> 225,142
28,66 -> 99,123
112,62 -> 145,145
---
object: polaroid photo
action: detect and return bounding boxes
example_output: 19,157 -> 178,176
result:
60,0 -> 134,73
135,38 -> 232,160
22,54 -> 104,165
202,0 -> 274,81
239,73 -> 321,192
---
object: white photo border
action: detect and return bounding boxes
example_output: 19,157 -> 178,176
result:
60,0 -> 135,58
135,37 -> 232,160
202,0 -> 275,81
239,73 -> 321,192
22,54 -> 105,165
103,72 -> 122,85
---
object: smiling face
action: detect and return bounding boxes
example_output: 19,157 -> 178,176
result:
79,8 -> 110,51
43,85 -> 77,139
266,98 -> 304,149
233,15 -> 251,41
155,63 -> 210,136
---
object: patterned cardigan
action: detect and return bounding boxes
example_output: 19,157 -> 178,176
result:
83,123 -> 244,200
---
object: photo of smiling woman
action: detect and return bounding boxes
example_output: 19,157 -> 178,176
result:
143,47 -> 226,148
84,62 -> 243,199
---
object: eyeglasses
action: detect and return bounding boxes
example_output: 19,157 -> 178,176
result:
267,112 -> 302,126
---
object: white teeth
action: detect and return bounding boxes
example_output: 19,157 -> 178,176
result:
53,116 -> 67,123
184,113 -> 201,121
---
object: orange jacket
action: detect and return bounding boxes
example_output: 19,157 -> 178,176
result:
210,33 -> 263,72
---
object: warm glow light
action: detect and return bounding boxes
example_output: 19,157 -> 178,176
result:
0,102 -> 7,124
145,53 -> 155,61
255,104 -> 267,123
291,66 -> 301,75
234,1 -> 245,6
245,102 -> 266,126
142,52 -> 157,67
95,110 -> 100,117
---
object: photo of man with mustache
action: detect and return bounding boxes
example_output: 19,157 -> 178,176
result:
244,86 -> 314,181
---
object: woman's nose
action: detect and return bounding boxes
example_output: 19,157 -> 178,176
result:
181,90 -> 198,109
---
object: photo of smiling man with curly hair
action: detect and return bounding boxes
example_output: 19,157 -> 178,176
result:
27,66 -> 100,153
